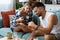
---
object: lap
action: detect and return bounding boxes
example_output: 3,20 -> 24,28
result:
0,28 -> 12,36
14,25 -> 32,32
55,34 -> 60,40
22,33 -> 44,40
44,34 -> 57,40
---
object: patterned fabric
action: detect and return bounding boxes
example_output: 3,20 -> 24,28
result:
10,10 -> 20,28
10,10 -> 40,29
1,9 -> 15,27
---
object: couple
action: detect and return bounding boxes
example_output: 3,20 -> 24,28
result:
11,2 -> 60,40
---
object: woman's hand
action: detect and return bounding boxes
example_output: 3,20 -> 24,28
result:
28,22 -> 37,31
15,17 -> 24,23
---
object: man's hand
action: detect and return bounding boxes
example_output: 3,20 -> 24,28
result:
15,17 -> 24,23
28,22 -> 37,31
18,17 -> 24,21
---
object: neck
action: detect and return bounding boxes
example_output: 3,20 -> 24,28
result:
41,11 -> 46,19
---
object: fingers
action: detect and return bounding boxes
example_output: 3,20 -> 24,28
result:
19,17 -> 24,21
28,21 -> 34,26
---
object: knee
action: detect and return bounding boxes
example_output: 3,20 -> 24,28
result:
44,35 -> 50,40
44,34 -> 57,40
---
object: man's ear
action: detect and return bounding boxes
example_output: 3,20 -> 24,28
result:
33,7 -> 38,12
45,10 -> 46,12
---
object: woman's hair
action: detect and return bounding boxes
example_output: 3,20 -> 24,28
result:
19,2 -> 32,17
19,7 -> 26,17
23,2 -> 31,7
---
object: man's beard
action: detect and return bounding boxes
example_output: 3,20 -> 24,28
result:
37,13 -> 41,17
38,14 -> 41,17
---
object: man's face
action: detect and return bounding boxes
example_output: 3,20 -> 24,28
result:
24,5 -> 31,13
33,7 -> 45,16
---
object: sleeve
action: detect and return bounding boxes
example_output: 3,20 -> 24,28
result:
32,15 -> 40,26
10,11 -> 20,28
10,15 -> 17,28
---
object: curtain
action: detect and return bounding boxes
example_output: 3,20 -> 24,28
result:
0,0 -> 16,11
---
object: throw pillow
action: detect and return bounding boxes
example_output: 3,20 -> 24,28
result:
1,9 -> 15,27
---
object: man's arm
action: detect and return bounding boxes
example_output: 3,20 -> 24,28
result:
37,14 -> 58,34
27,15 -> 58,40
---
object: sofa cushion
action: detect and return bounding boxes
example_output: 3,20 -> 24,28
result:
0,12 -> 2,17
0,12 -> 3,28
12,32 -> 24,38
0,28 -> 12,37
22,33 -> 44,40
0,35 -> 3,38
1,9 -> 15,27
0,17 -> 3,28
37,36 -> 44,40
22,33 -> 31,40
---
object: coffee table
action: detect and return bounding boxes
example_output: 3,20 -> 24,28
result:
0,37 -> 23,40
0,37 -> 38,40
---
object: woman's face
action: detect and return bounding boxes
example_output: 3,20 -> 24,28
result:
24,5 -> 31,13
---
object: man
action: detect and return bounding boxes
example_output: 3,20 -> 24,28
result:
10,2 -> 40,33
27,2 -> 60,40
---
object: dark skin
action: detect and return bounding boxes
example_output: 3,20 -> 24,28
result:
27,7 -> 58,40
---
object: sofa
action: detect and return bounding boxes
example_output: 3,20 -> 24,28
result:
0,10 -> 44,40
0,9 -> 60,40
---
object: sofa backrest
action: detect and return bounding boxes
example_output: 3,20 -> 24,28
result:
45,4 -> 60,12
0,12 -> 1,16
45,4 -> 60,21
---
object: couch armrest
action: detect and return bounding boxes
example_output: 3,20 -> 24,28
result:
0,17 -> 3,28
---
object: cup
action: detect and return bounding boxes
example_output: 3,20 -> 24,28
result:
12,32 -> 18,40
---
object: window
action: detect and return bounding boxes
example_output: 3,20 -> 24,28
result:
0,0 -> 15,11
0,0 -> 11,4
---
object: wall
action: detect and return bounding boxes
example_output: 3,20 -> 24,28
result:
40,0 -> 45,4
0,0 -> 16,11
45,4 -> 60,11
